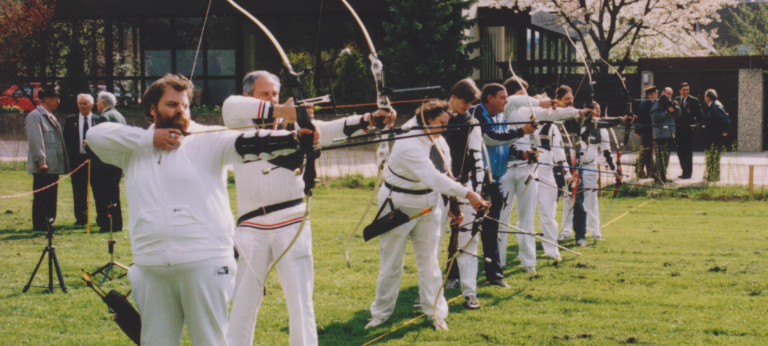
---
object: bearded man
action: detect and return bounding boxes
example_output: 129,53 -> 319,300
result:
87,74 -> 316,346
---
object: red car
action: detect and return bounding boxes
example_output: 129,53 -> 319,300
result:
0,83 -> 108,112
0,83 -> 41,111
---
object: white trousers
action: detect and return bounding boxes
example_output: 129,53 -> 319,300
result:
370,202 -> 448,321
227,223 -> 317,346
456,202 -> 481,297
499,165 -> 538,267
128,256 -> 237,346
535,167 -> 561,258
561,162 -> 602,237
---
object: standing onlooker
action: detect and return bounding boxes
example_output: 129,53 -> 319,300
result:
26,85 -> 69,231
664,87 -> 674,99
702,89 -> 730,182
634,86 -> 657,178
93,91 -> 126,232
64,94 -> 97,226
650,93 -> 680,183
673,83 -> 702,179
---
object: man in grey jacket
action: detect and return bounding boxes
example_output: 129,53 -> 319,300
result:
93,91 -> 126,232
650,93 -> 680,184
26,85 -> 69,231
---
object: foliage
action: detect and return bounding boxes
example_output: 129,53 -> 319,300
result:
280,51 -> 316,102
382,0 -> 482,94
0,105 -> 23,114
492,0 -> 739,74
0,0 -> 60,103
190,104 -> 222,114
720,2 -> 768,55
333,45 -> 374,114
1,170 -> 768,345
57,25 -> 93,114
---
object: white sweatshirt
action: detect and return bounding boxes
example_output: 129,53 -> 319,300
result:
222,95 -> 376,229
383,117 -> 470,208
87,121 -> 294,265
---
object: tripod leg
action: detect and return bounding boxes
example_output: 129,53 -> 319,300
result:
50,248 -> 68,293
48,247 -> 54,293
23,248 -> 49,293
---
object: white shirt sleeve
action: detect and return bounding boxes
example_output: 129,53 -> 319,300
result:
222,95 -> 274,128
87,122 -> 153,169
536,107 -> 581,122
394,139 -> 469,199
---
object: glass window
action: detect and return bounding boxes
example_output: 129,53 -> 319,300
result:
113,80 -> 141,106
207,17 -> 236,77
207,80 -> 235,105
145,19 -> 172,76
527,29 -> 532,61
175,18 -> 204,78
113,20 -> 141,77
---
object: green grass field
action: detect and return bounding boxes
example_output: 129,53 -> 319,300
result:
1,169 -> 767,345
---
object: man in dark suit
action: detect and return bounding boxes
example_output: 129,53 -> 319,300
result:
702,89 -> 730,182
673,83 -> 702,179
93,91 -> 126,232
64,93 -> 99,226
634,86 -> 657,178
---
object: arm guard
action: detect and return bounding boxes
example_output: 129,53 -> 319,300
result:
235,131 -> 299,157
603,150 -> 615,171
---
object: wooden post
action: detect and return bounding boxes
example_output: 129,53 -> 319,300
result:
749,165 -> 754,200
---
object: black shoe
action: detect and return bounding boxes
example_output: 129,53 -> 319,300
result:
488,279 -> 510,288
679,175 -> 691,180
74,221 -> 87,227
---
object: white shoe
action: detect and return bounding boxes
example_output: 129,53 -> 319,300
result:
548,253 -> 562,261
523,266 -> 537,274
365,317 -> 387,329
592,235 -> 605,240
413,296 -> 420,308
558,231 -> 573,240
577,239 -> 587,247
432,319 -> 449,331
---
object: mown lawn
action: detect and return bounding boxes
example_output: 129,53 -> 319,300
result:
0,169 -> 766,345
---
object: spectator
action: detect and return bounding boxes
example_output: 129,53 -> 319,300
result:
26,84 -> 69,231
93,91 -> 126,232
673,83 -> 702,179
634,86 -> 657,178
63,94 -> 97,226
702,89 -> 730,182
650,93 -> 680,183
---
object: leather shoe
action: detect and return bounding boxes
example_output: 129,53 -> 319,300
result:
679,175 -> 691,180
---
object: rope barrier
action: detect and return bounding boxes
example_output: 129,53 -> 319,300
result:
0,160 -> 89,199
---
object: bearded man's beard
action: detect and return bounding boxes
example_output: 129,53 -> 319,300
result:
155,110 -> 190,132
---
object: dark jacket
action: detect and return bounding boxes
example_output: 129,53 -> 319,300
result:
703,100 -> 730,140
650,94 -> 680,140
634,100 -> 654,135
673,95 -> 702,126
64,113 -> 99,165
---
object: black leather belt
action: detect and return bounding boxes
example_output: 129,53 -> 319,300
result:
384,182 -> 433,195
237,198 -> 304,224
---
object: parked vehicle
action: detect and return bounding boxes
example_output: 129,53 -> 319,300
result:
0,83 -> 41,111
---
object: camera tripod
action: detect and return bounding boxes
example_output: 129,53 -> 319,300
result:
91,203 -> 129,285
23,216 -> 67,293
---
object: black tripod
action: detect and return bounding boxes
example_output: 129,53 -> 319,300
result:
23,216 -> 67,293
91,203 -> 129,285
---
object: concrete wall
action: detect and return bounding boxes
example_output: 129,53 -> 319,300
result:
737,69 -> 764,152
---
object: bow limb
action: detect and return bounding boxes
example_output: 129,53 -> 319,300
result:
264,194 -> 312,279
226,0 -> 315,279
339,0 -> 396,267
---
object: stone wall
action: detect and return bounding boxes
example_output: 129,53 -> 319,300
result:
737,69 -> 764,152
